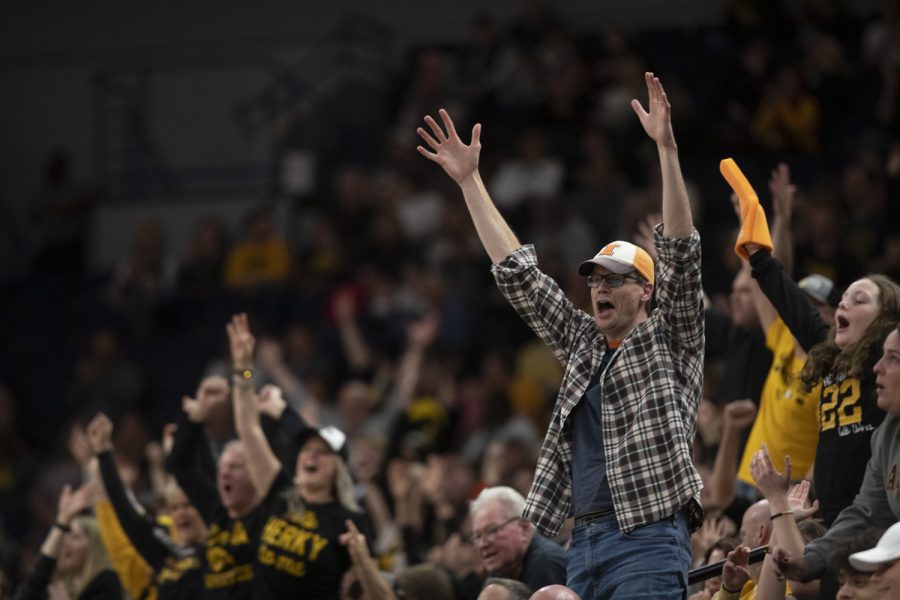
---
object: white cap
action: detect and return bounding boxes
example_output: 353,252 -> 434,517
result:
578,241 -> 655,285
297,425 -> 349,461
849,522 -> 900,572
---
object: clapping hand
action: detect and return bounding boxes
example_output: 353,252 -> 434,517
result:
786,480 -> 819,522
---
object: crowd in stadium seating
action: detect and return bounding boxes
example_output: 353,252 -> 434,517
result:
3,0 -> 900,598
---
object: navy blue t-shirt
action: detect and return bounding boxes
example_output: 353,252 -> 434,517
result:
570,348 -> 616,518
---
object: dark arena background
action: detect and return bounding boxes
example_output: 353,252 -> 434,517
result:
1,0 -> 898,598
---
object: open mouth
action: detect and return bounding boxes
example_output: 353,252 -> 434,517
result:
302,464 -> 318,474
836,315 -> 849,330
596,301 -> 615,317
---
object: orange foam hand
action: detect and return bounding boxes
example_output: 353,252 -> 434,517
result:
720,158 -> 773,260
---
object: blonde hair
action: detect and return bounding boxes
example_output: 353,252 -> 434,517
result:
63,516 -> 112,598
285,456 -> 361,514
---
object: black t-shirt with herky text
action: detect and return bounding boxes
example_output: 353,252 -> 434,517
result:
253,484 -> 368,600
201,504 -> 269,598
166,418 -> 270,600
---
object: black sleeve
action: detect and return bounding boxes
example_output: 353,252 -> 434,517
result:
195,428 -> 218,483
12,554 -> 55,600
704,307 -> 733,357
77,569 -> 124,599
749,249 -> 830,352
98,450 -> 173,570
261,407 -> 312,471
276,406 -> 310,440
165,415 -> 220,519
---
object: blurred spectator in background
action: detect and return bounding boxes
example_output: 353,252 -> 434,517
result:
224,206 -> 290,293
67,327 -> 146,423
109,217 -> 177,336
28,150 -> 96,274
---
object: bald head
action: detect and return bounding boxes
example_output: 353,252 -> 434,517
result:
529,585 -> 581,600
740,499 -> 772,548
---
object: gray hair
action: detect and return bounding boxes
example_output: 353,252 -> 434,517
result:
469,486 -> 526,520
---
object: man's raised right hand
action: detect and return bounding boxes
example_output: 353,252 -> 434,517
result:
416,108 -> 482,185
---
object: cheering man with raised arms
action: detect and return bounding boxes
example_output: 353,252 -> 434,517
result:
417,72 -> 704,599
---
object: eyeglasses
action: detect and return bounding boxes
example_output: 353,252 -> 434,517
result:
468,516 -> 520,545
586,272 -> 644,289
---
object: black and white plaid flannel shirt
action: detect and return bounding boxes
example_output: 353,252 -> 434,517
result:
491,224 -> 705,535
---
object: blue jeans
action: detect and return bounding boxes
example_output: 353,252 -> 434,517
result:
566,510 -> 691,600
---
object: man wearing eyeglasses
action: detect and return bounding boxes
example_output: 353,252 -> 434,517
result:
468,487 -> 566,593
417,72 -> 703,599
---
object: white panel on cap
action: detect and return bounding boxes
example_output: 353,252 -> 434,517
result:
319,426 -> 346,453
611,243 -> 637,263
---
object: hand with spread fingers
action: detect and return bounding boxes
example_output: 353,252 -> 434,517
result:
416,109 -> 482,185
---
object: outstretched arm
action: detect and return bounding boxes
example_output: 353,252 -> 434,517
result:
631,72 -> 692,238
417,109 -> 521,264
768,163 -> 795,271
748,164 -> 797,335
88,413 -> 173,571
227,313 -> 281,499
166,376 -> 229,517
752,448 -> 817,600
